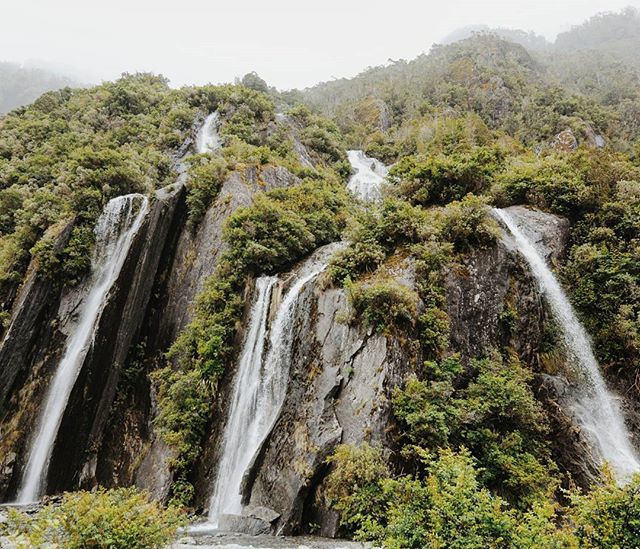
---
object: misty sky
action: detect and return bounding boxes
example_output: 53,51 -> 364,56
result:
3,0 -> 639,90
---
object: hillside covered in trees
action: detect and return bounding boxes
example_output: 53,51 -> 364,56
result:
1,6 -> 640,549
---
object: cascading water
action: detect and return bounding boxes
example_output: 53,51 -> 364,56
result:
207,246 -> 339,526
196,112 -> 222,154
347,150 -> 387,202
16,194 -> 149,503
495,208 -> 640,480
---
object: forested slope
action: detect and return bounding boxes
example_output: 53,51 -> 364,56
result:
1,8 -> 640,548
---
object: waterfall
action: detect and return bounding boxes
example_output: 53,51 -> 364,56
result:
16,194 -> 149,503
207,246 -> 339,526
196,112 -> 222,154
495,208 -> 640,480
347,150 -> 388,202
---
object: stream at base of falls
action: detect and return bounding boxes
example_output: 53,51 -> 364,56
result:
172,532 -> 373,549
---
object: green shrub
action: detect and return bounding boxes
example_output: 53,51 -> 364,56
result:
59,224 -> 96,284
325,446 -> 523,548
328,198 -> 431,285
389,146 -> 504,206
325,445 -> 582,548
347,278 -> 419,334
185,154 -> 228,227
328,236 -> 387,284
493,155 -> 592,216
569,473 -> 640,548
224,180 -> 349,274
438,195 -> 499,252
288,104 -> 350,177
382,449 -> 518,549
325,443 -> 390,538
419,306 -> 450,359
4,488 -> 184,549
393,354 -> 556,508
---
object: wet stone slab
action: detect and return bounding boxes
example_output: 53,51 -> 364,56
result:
173,533 -> 374,549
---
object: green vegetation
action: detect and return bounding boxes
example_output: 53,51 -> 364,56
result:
3,7 -> 640,545
493,149 -> 640,385
388,146 -> 504,206
2,488 -> 184,548
393,353 -> 556,508
326,443 -> 640,548
0,73 -> 194,311
224,180 -> 349,273
347,278 -> 419,334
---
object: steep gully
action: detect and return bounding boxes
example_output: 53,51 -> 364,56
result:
195,151 -> 382,530
16,195 -> 149,503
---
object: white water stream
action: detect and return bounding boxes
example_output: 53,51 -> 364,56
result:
346,150 -> 387,202
16,194 -> 149,503
207,248 -> 338,526
495,208 -> 640,480
197,112 -> 222,154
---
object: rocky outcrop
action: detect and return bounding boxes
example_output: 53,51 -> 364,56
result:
0,221 -> 78,499
206,206 -> 594,536
550,129 -> 578,152
0,220 -> 74,412
50,183 -> 185,493
444,204 -> 569,363
208,257 -> 418,536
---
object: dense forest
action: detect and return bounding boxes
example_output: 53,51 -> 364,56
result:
1,6 -> 640,549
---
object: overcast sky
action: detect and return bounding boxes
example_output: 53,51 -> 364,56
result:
2,0 -> 639,90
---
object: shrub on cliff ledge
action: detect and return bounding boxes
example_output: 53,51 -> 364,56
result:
438,195 -> 500,253
347,278 -> 419,334
224,179 -> 349,273
4,488 -> 184,549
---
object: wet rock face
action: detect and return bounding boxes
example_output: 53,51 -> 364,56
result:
96,165 -> 300,502
228,260 -> 415,536
0,222 -> 76,500
51,183 -> 184,494
501,206 -> 570,264
0,220 -> 74,412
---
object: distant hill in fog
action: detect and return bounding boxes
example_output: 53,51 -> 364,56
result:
441,25 -> 550,51
443,6 -> 640,64
0,62 -> 77,115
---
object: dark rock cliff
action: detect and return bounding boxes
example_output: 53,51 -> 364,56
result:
93,165 -> 301,501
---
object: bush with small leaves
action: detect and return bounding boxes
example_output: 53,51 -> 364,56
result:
4,488 -> 185,549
